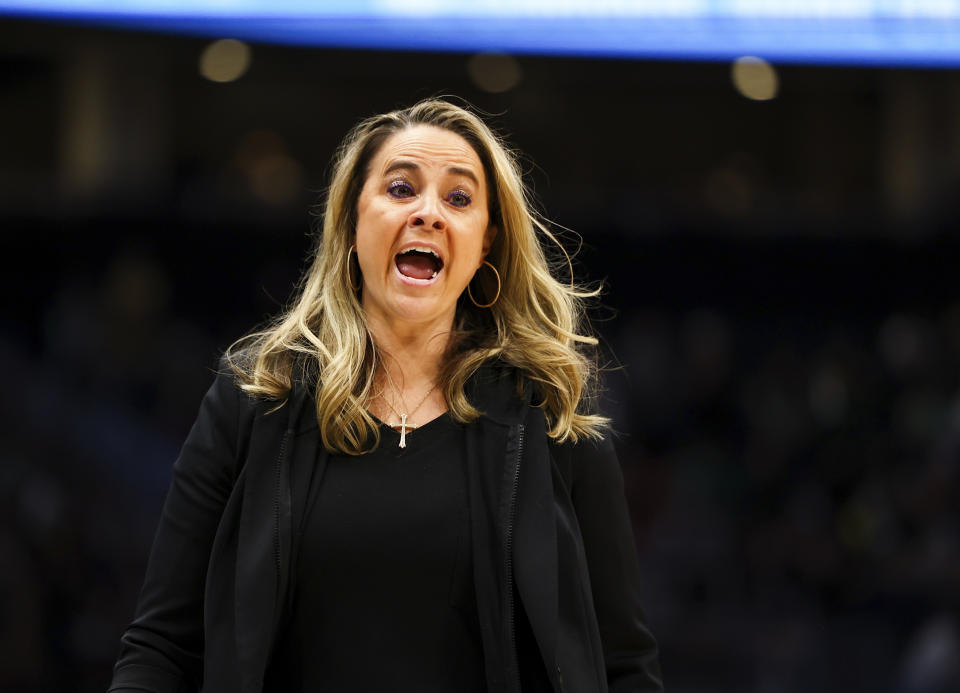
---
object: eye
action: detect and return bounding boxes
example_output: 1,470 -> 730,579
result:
387,180 -> 415,198
447,189 -> 472,208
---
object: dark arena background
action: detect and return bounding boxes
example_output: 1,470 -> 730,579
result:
2,5 -> 960,692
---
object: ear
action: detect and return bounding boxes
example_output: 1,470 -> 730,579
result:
482,225 -> 498,257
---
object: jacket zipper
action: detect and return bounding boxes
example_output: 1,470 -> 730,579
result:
504,423 -> 524,691
273,429 -> 290,575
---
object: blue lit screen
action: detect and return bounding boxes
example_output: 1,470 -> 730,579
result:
2,1 -> 960,67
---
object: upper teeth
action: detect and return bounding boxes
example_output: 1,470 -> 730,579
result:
406,246 -> 440,260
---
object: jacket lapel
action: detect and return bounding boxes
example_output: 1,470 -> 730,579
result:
234,387 -> 313,693
468,364 -> 562,690
464,418 -> 512,693
512,408 -> 560,684
234,410 -> 285,693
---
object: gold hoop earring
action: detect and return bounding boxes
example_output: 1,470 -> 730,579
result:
467,260 -> 501,308
347,244 -> 361,292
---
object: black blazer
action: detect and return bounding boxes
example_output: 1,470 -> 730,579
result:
109,362 -> 662,693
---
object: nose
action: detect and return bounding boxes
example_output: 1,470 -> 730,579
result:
408,194 -> 446,231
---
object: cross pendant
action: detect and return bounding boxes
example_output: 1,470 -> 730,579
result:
389,414 -> 417,448
397,413 -> 408,448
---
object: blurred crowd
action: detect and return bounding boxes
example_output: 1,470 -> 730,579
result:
1,237 -> 959,693
608,302 -> 960,693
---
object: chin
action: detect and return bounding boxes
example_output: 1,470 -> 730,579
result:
387,294 -> 456,326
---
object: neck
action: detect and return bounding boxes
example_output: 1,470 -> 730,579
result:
367,317 -> 450,436
366,314 -> 451,388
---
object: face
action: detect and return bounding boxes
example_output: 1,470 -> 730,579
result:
354,124 -> 497,333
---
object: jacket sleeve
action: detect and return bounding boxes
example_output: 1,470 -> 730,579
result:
568,435 -> 664,693
109,368 -> 247,693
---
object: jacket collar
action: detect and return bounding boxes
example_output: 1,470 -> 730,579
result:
465,360 -> 532,427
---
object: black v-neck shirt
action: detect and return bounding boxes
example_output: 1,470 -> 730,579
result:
266,414 -> 487,692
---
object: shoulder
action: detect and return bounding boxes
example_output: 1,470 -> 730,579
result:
184,356 -> 286,462
481,360 -> 618,489
177,359 -> 254,459
209,355 -> 261,421
549,433 -> 621,497
211,353 -> 304,418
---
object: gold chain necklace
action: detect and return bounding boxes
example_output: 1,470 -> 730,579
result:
380,365 -> 437,449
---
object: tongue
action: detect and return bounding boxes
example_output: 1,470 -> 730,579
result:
396,254 -> 438,280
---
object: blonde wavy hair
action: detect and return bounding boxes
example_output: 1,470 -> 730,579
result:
227,98 -> 608,454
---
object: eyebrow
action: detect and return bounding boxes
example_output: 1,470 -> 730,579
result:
383,160 -> 479,185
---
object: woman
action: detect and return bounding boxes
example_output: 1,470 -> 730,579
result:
109,99 -> 663,693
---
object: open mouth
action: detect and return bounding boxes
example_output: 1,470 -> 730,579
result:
395,247 -> 443,280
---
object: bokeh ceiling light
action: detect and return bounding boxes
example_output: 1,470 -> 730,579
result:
731,56 -> 778,101
235,130 -> 302,206
249,154 -> 302,205
467,53 -> 522,93
199,38 -> 252,83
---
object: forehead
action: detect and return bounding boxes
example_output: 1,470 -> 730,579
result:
370,125 -> 485,181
